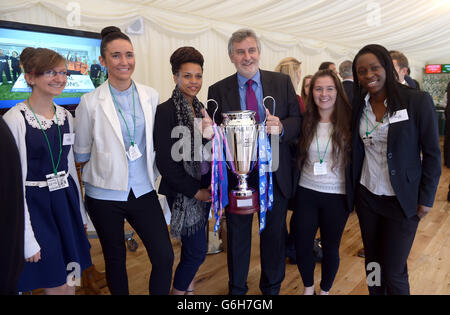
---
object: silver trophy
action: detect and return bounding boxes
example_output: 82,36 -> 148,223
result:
222,110 -> 259,214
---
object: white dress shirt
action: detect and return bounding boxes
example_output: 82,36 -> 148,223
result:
359,94 -> 396,196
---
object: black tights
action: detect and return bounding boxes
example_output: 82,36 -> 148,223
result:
292,186 -> 349,292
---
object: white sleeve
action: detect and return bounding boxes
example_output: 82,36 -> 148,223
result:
3,107 -> 41,259
66,109 -> 87,224
74,95 -> 92,156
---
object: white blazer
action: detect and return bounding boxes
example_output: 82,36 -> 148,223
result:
74,80 -> 160,192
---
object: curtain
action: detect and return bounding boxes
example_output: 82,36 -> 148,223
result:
1,0 -> 449,101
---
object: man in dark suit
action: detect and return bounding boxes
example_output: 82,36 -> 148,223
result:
207,28 -> 301,295
338,60 -> 354,104
0,115 -> 24,294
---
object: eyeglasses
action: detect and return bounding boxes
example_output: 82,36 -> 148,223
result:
42,70 -> 70,77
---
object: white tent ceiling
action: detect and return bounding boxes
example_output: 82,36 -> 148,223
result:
1,0 -> 449,100
140,0 -> 450,62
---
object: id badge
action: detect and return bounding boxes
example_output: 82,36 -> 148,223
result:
126,144 -> 142,161
362,136 -> 373,146
46,171 -> 69,192
63,133 -> 75,146
313,162 -> 327,176
389,109 -> 409,124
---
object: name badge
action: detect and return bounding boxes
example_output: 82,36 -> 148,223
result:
389,109 -> 409,124
362,136 -> 374,146
126,144 -> 142,161
313,162 -> 327,176
63,133 -> 75,146
46,171 -> 69,191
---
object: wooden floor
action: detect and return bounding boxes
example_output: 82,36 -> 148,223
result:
85,145 -> 450,295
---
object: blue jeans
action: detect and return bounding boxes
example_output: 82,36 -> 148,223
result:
167,197 -> 208,291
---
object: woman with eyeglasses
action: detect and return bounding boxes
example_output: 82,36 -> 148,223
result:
74,26 -> 174,295
3,47 -> 91,294
293,69 -> 352,295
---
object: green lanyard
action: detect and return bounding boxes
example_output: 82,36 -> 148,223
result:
315,128 -> 332,164
27,98 -> 62,176
365,108 -> 387,138
109,81 -> 136,146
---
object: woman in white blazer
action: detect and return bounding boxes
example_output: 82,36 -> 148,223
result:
74,26 -> 174,295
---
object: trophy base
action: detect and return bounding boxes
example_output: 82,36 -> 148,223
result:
228,189 -> 259,215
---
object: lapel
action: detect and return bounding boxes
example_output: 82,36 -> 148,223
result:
260,70 -> 276,115
224,73 -> 241,112
386,96 -> 408,149
99,81 -> 126,150
135,82 -> 153,154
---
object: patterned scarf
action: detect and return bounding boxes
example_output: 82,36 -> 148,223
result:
170,86 -> 210,239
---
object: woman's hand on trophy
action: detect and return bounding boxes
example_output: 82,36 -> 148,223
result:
195,187 -> 212,202
265,108 -> 283,135
201,108 -> 214,140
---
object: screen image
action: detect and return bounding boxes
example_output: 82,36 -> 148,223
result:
441,64 -> 450,73
0,21 -> 104,110
425,64 -> 442,74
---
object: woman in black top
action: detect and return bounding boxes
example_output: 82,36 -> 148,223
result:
349,44 -> 441,295
154,46 -> 211,295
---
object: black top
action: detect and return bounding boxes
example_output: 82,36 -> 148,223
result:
154,98 -> 210,199
0,115 -> 24,294
348,84 -> 441,217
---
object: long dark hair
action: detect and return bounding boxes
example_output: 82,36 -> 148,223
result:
352,44 -> 404,116
298,69 -> 352,170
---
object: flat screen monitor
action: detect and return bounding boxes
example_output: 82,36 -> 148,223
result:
425,64 -> 442,74
441,64 -> 450,73
0,20 -> 104,112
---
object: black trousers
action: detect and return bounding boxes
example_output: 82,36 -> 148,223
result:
292,186 -> 349,292
226,183 -> 288,295
85,190 -> 174,295
355,184 -> 419,295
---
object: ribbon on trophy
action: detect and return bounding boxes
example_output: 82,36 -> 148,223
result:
208,100 -> 229,233
258,96 -> 275,233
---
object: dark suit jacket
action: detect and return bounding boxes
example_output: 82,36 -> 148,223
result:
444,81 -> 450,168
404,75 -> 419,90
207,70 -> 301,199
153,98 -> 210,199
342,80 -> 354,105
348,84 -> 441,218
0,115 -> 24,294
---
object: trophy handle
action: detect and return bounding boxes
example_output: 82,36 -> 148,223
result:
206,99 -> 219,125
262,96 -> 276,124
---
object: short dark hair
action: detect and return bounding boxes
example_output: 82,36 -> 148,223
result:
170,46 -> 204,75
319,61 -> 335,71
100,26 -> 132,58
